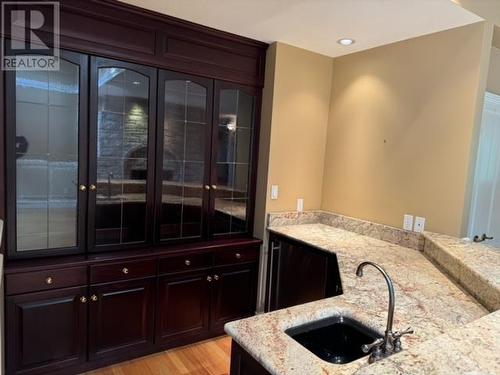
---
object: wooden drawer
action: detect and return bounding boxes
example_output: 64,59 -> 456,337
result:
214,247 -> 259,266
6,266 -> 87,295
159,253 -> 212,274
90,259 -> 156,284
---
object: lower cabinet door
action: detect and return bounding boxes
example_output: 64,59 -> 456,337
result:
210,264 -> 257,333
6,286 -> 88,375
88,278 -> 155,361
156,271 -> 210,346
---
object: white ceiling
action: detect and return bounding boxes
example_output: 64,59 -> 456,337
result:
119,0 -> 482,57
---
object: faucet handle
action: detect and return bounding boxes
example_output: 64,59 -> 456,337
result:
392,327 -> 414,352
362,338 -> 384,363
361,337 -> 384,354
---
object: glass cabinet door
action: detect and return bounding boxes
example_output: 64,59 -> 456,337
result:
211,82 -> 257,236
6,51 -> 88,257
156,71 -> 213,241
89,58 -> 156,250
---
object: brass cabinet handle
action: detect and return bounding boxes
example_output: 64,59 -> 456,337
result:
206,276 -> 212,282
211,185 -> 217,190
45,276 -> 53,285
90,294 -> 98,302
214,275 -> 219,281
184,259 -> 191,266
80,296 -> 87,303
122,267 -> 129,274
235,253 -> 242,259
79,184 -> 87,192
204,185 -> 211,190
89,184 -> 97,191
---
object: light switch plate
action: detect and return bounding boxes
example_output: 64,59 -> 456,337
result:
271,185 -> 279,200
414,216 -> 426,233
403,214 -> 414,231
297,198 -> 304,212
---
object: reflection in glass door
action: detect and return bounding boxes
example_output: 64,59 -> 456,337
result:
7,51 -> 88,257
157,71 -> 212,241
212,84 -> 256,235
90,58 -> 156,248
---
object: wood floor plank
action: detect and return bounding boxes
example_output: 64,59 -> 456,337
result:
85,336 -> 231,375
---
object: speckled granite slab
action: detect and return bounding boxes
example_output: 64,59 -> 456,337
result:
225,224 -> 488,375
268,211 -> 424,251
423,232 -> 500,312
355,310 -> 500,375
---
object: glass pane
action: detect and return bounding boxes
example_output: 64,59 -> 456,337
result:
213,88 -> 255,235
95,67 -> 149,245
160,79 -> 207,240
15,60 -> 79,251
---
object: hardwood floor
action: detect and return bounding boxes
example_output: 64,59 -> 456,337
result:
84,336 -> 232,375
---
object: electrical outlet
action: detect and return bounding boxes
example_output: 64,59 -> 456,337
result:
271,185 -> 279,200
297,198 -> 304,212
403,214 -> 414,231
414,216 -> 426,233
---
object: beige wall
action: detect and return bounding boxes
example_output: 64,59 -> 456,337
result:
488,47 -> 500,95
254,42 -> 332,238
321,23 -> 485,236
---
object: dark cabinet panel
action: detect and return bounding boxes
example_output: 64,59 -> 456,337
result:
211,264 -> 257,333
88,57 -> 157,251
211,82 -> 258,237
156,271 -> 210,346
5,50 -> 88,258
88,278 -> 155,361
230,341 -> 270,375
266,235 -> 343,312
6,286 -> 88,375
156,71 -> 213,242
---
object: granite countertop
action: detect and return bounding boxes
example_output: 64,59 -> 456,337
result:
225,223 -> 497,375
423,231 -> 500,311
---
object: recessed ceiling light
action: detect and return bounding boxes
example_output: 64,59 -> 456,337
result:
337,38 -> 355,46
132,81 -> 140,85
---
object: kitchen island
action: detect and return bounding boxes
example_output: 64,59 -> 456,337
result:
225,221 -> 499,374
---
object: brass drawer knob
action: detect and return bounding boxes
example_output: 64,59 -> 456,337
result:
214,275 -> 219,281
235,253 -> 242,259
90,294 -> 98,302
89,184 -> 97,191
79,184 -> 87,192
184,259 -> 191,266
206,276 -> 212,282
80,296 -> 87,303
211,185 -> 217,190
122,267 -> 129,274
45,276 -> 53,285
204,185 -> 210,190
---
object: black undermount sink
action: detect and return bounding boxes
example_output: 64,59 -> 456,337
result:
285,316 -> 382,364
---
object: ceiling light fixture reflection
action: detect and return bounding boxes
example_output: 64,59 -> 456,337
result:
226,121 -> 236,132
132,81 -> 141,85
337,38 -> 355,46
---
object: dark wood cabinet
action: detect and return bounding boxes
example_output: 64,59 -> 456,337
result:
2,1 -> 266,374
88,278 -> 155,361
155,71 -> 213,242
5,50 -> 89,259
156,270 -> 211,346
210,82 -> 259,237
88,57 -> 157,251
266,234 -> 343,312
230,341 -> 270,375
211,264 -> 257,333
6,286 -> 88,375
5,241 -> 261,374
156,251 -> 259,346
